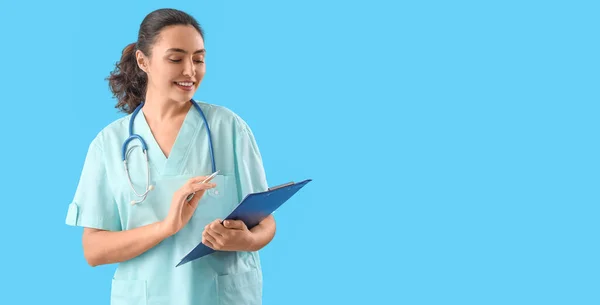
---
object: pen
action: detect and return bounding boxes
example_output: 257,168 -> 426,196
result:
186,170 -> 219,202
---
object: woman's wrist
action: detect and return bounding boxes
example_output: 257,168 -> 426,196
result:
244,230 -> 259,251
158,219 -> 177,238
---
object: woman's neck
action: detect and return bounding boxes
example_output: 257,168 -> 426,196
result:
141,91 -> 192,124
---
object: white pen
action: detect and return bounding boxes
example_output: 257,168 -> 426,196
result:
186,170 -> 219,202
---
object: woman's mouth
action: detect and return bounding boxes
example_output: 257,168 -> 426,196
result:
174,81 -> 195,91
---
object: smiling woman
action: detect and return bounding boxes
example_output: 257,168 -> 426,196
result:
107,11 -> 207,114
66,8 -> 275,305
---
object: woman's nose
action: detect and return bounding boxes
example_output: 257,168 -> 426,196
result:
183,60 -> 196,77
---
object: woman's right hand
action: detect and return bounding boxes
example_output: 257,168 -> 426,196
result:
161,176 -> 216,236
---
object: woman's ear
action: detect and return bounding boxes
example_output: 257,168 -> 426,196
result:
135,50 -> 148,73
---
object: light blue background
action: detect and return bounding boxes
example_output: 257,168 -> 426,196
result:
0,0 -> 598,304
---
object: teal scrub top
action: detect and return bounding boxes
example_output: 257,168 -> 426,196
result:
65,101 -> 269,305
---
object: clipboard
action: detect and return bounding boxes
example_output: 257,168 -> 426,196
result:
176,178 -> 312,267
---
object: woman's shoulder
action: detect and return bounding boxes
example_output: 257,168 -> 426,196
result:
195,100 -> 252,132
87,114 -> 132,151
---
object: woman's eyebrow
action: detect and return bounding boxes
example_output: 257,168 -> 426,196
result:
166,48 -> 206,54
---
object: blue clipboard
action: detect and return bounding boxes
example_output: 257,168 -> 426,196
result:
176,178 -> 312,267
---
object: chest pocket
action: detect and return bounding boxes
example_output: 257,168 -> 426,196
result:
184,174 -> 239,233
170,174 -> 240,257
117,173 -> 238,232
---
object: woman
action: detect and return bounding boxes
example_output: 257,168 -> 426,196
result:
65,8 -> 276,305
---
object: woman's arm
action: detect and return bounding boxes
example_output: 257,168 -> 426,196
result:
247,215 -> 276,251
82,221 -> 172,267
82,176 -> 215,267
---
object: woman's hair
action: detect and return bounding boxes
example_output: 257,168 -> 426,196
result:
106,8 -> 205,114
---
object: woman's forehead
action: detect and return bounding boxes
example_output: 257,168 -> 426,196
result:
153,25 -> 205,52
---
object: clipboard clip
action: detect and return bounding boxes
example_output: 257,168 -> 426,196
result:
268,181 -> 294,191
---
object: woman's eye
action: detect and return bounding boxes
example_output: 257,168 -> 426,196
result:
168,59 -> 203,63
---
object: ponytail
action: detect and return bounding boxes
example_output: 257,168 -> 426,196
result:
106,42 -> 147,114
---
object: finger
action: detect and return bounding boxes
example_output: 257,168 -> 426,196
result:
202,233 -> 217,249
202,174 -> 217,183
189,174 -> 217,185
203,229 -> 223,249
206,226 -> 224,238
192,183 -> 216,192
205,227 -> 222,241
189,176 -> 209,184
208,220 -> 227,235
180,183 -> 216,200
180,177 -> 215,192
223,220 -> 246,230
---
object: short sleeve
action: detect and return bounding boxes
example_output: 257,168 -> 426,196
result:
233,117 -> 269,202
65,139 -> 122,231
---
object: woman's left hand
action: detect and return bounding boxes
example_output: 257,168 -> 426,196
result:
202,219 -> 256,251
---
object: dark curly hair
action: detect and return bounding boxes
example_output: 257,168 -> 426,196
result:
106,8 -> 205,114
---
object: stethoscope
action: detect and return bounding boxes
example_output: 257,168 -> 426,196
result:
122,99 -> 216,205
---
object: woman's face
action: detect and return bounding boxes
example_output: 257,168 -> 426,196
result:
137,25 -> 206,103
